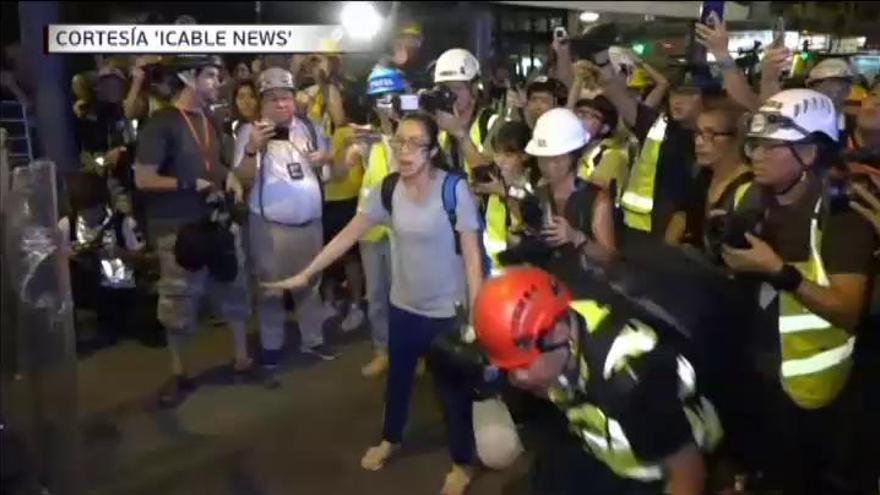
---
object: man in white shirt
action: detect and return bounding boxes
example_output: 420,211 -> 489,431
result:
235,67 -> 339,369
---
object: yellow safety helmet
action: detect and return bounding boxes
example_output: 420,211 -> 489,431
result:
628,67 -> 652,89
847,84 -> 868,105
398,22 -> 423,38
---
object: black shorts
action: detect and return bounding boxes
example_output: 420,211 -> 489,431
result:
323,198 -> 358,244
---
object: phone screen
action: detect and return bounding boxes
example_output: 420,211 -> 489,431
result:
700,0 -> 725,25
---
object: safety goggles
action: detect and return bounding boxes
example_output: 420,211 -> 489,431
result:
746,112 -> 813,141
743,138 -> 792,159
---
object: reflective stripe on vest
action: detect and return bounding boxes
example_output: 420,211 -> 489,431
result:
734,185 -> 855,409
578,143 -> 603,181
483,195 -> 508,276
621,116 -> 666,232
556,300 -> 722,482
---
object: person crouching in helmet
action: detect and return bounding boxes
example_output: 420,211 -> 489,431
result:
721,88 -> 874,494
432,48 -> 494,174
527,107 -> 616,267
473,267 -> 722,495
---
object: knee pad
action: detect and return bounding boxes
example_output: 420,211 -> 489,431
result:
474,398 -> 523,470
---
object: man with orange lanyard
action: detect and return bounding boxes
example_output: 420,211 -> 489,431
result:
135,55 -> 255,408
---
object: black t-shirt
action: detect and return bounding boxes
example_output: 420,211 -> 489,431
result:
136,107 -> 229,230
559,315 -> 695,464
633,105 -> 698,237
738,177 -> 876,274
682,168 -> 755,252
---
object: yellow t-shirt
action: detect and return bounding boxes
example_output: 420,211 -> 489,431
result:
324,126 -> 365,202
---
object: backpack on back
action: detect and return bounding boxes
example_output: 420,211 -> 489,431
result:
380,171 -> 492,278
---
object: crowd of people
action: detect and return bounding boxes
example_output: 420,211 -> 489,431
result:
18,13 -> 880,495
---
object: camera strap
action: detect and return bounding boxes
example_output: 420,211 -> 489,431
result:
177,108 -> 214,174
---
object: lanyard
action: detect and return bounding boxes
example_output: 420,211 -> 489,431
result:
177,108 -> 213,172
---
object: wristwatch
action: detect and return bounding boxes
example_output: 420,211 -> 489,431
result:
770,264 -> 803,292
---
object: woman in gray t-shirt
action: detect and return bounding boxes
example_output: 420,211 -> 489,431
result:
265,113 -> 484,493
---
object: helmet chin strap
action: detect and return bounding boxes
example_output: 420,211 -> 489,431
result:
775,143 -> 809,196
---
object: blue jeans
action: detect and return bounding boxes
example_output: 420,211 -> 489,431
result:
382,304 -> 475,465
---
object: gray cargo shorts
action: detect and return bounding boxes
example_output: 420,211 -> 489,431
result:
154,224 -> 251,333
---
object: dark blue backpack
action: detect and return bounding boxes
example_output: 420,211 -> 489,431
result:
380,171 -> 492,278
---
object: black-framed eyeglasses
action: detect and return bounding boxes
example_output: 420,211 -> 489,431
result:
743,139 -> 791,159
389,138 -> 430,152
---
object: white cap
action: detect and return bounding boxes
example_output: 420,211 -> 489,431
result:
807,58 -> 855,85
525,108 -> 590,156
433,48 -> 480,83
258,67 -> 295,94
747,88 -> 838,143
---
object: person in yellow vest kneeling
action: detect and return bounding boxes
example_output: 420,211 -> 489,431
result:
473,267 -> 722,495
720,88 -> 874,495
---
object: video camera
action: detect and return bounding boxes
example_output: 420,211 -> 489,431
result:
496,191 -> 557,268
827,147 -> 880,214
379,85 -> 458,115
569,23 -> 623,63
427,304 -> 506,400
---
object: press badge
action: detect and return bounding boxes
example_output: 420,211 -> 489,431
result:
286,162 -> 304,181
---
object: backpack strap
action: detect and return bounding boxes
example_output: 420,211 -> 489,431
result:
381,172 -> 401,215
442,172 -> 465,254
301,115 -> 319,152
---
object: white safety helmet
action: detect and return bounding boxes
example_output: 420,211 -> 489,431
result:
806,58 -> 855,85
747,88 -> 838,143
433,48 -> 480,83
258,67 -> 295,94
525,108 -> 590,156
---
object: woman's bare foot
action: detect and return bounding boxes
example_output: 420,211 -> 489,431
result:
441,464 -> 475,495
360,441 -> 399,471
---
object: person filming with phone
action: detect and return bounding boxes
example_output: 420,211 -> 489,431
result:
234,67 -> 340,375
719,89 -> 874,494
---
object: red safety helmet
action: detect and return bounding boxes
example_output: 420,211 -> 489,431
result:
474,267 -> 572,370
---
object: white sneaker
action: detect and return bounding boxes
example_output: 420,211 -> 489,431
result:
360,441 -> 398,471
321,300 -> 340,322
441,465 -> 474,495
340,305 -> 365,332
361,352 -> 389,378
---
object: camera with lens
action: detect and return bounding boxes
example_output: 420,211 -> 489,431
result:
827,147 -> 880,214
569,22 -> 623,63
174,190 -> 246,283
418,85 -> 458,114
428,305 -> 506,400
496,192 -> 557,267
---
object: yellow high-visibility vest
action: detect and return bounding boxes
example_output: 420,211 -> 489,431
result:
620,116 -> 666,232
359,138 -> 392,243
439,108 -> 492,177
734,184 -> 855,409
551,299 -> 723,482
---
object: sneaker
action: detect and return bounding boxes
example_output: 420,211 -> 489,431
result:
340,305 -> 365,333
301,343 -> 340,361
360,441 -> 398,471
361,352 -> 389,378
321,301 -> 340,321
234,362 -> 281,389
441,465 -> 474,495
158,375 -> 197,409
